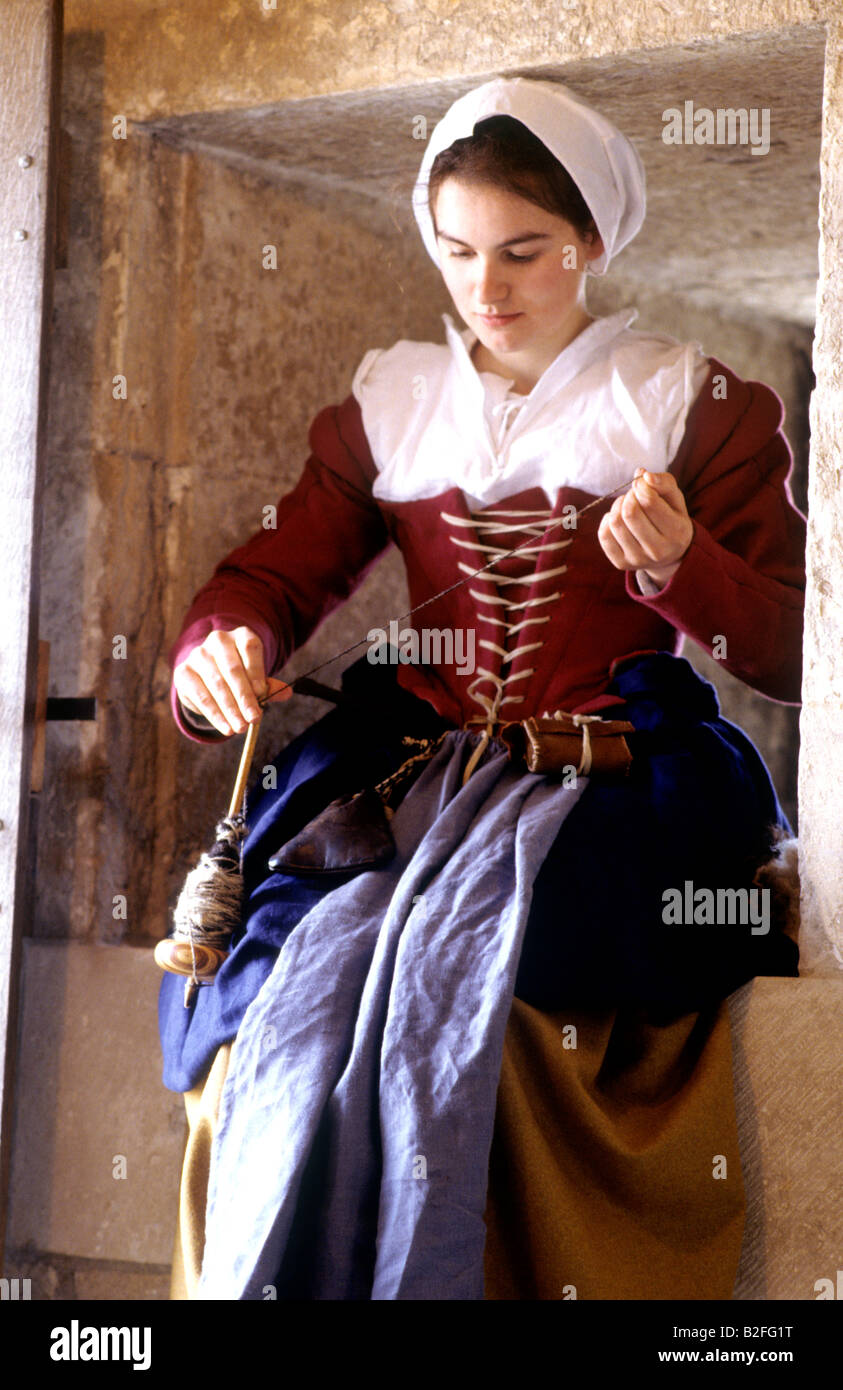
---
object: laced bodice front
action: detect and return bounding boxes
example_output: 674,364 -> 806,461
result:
439,504 -> 574,781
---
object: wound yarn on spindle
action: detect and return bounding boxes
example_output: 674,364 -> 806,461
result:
154,716 -> 261,1006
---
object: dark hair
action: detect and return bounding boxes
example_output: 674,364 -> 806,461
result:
427,114 -> 598,244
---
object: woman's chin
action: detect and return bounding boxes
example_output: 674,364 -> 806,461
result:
471,321 -> 530,365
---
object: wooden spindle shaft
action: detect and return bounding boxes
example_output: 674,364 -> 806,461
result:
228,714 -> 262,819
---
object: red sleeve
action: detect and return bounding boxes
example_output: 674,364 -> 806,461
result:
169,395 -> 392,742
623,360 -> 806,705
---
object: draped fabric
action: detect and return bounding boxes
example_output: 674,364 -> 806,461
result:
161,653 -> 797,1094
483,995 -> 746,1300
163,652 -> 796,1301
172,997 -> 747,1302
159,658 -> 452,1094
198,732 -> 587,1299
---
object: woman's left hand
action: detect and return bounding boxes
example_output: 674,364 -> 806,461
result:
598,467 -> 693,588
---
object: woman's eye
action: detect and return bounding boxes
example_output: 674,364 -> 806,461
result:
446,249 -> 538,263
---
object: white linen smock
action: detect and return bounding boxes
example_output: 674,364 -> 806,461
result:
351,308 -> 710,511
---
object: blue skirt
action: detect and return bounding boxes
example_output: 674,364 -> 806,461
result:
159,650 -> 798,1093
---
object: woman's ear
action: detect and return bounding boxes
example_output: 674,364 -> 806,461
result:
584,224 -> 605,263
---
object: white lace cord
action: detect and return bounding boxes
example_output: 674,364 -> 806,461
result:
460,682 -> 503,786
571,713 -> 604,776
441,508 -> 569,783
491,397 -> 527,433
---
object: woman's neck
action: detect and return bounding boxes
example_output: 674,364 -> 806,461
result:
470,307 -> 595,394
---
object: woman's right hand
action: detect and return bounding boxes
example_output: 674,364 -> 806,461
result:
173,625 -> 292,737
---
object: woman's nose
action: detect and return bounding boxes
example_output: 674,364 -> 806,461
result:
474,259 -> 508,305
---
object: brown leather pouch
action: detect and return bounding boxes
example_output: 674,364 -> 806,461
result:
501,713 -> 635,778
266,733 -> 447,877
268,788 -> 396,876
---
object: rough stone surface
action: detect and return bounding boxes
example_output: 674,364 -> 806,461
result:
141,27 -> 826,326
6,943 -> 186,1265
72,1265 -> 171,1301
64,0 -> 827,119
799,19 -> 843,973
37,103 -> 432,949
1,1249 -> 170,1301
729,977 -> 843,1299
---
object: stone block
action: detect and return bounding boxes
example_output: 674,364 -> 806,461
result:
73,1265 -> 171,1301
729,975 -> 843,1299
7,942 -> 187,1265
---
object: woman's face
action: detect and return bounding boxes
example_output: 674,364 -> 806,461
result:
432,176 -> 604,385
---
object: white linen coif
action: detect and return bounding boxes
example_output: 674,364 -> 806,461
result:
412,77 -> 646,276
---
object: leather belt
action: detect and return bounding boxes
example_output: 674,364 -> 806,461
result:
465,712 -> 635,779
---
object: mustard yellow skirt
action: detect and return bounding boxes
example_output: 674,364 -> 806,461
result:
171,996 -> 744,1300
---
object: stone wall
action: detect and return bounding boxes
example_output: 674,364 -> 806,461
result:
799,19 -> 843,973
65,0 -> 826,116
4,0 -> 839,1301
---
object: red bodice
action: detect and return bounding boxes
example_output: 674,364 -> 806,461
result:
170,358 -> 806,741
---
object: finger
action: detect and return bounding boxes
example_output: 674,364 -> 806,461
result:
174,664 -> 240,737
612,494 -> 674,568
185,650 -> 251,735
622,484 -> 672,556
189,630 -> 266,732
606,514 -> 651,569
634,468 -> 687,516
633,477 -> 694,562
203,630 -> 266,725
598,512 -> 639,570
263,678 -> 293,704
176,689 -> 215,725
631,476 -> 679,532
230,627 -> 270,718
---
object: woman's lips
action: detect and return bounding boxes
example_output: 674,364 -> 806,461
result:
477,311 -> 522,327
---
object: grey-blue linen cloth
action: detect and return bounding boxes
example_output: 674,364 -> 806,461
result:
199,729 -> 587,1300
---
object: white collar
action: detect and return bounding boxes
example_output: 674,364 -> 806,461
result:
354,305 -> 708,507
442,308 -> 639,423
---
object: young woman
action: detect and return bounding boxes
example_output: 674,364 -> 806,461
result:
162,77 -> 805,1300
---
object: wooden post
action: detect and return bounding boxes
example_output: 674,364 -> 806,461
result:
0,0 -> 63,1264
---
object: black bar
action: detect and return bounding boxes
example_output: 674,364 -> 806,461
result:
45,697 -> 96,721
290,678 -> 346,704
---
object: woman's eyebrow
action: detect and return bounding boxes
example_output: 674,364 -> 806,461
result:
436,231 -> 552,249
